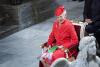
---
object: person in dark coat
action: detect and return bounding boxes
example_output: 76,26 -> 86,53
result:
83,0 -> 100,32
72,0 -> 84,2
83,0 -> 100,57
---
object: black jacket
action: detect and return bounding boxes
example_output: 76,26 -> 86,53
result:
83,0 -> 100,22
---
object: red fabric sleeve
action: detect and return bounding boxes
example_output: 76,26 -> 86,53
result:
47,23 -> 56,46
63,23 -> 79,49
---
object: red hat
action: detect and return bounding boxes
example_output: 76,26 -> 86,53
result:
55,5 -> 65,16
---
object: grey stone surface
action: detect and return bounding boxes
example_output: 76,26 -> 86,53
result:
0,5 -> 18,25
0,1 -> 84,67
67,2 -> 84,20
0,0 -> 9,4
0,0 -> 57,39
32,0 -> 57,22
0,1 -> 33,28
0,25 -> 18,39
0,1 -> 34,39
18,2 -> 33,29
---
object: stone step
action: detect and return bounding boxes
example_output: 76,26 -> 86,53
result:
32,0 -> 57,22
0,25 -> 18,39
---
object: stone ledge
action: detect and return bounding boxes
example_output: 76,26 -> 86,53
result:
0,25 -> 18,39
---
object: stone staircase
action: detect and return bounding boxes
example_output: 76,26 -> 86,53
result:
0,25 -> 18,39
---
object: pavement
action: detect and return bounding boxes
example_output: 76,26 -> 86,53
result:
0,1 -> 84,67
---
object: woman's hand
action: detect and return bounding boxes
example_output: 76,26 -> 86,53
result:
58,45 -> 64,49
64,49 -> 69,53
48,45 -> 51,50
58,45 -> 69,53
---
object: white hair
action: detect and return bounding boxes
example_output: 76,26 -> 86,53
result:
60,10 -> 67,19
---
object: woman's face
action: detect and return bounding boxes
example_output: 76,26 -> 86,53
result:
57,16 -> 64,23
57,13 -> 66,24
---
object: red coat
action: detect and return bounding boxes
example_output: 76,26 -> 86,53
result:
47,19 -> 79,61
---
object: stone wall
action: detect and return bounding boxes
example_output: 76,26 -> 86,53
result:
0,0 -> 57,27
18,2 -> 33,29
32,0 -> 58,23
0,1 -> 33,29
0,0 -> 32,5
0,1 -> 33,39
0,0 -> 9,4
0,0 -> 57,39
0,5 -> 19,26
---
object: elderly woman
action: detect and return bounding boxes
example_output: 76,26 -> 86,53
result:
41,5 -> 78,65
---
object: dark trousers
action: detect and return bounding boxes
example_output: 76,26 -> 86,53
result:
85,22 -> 100,57
94,29 -> 100,57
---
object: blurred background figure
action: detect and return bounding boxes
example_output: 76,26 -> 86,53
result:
83,0 -> 100,56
